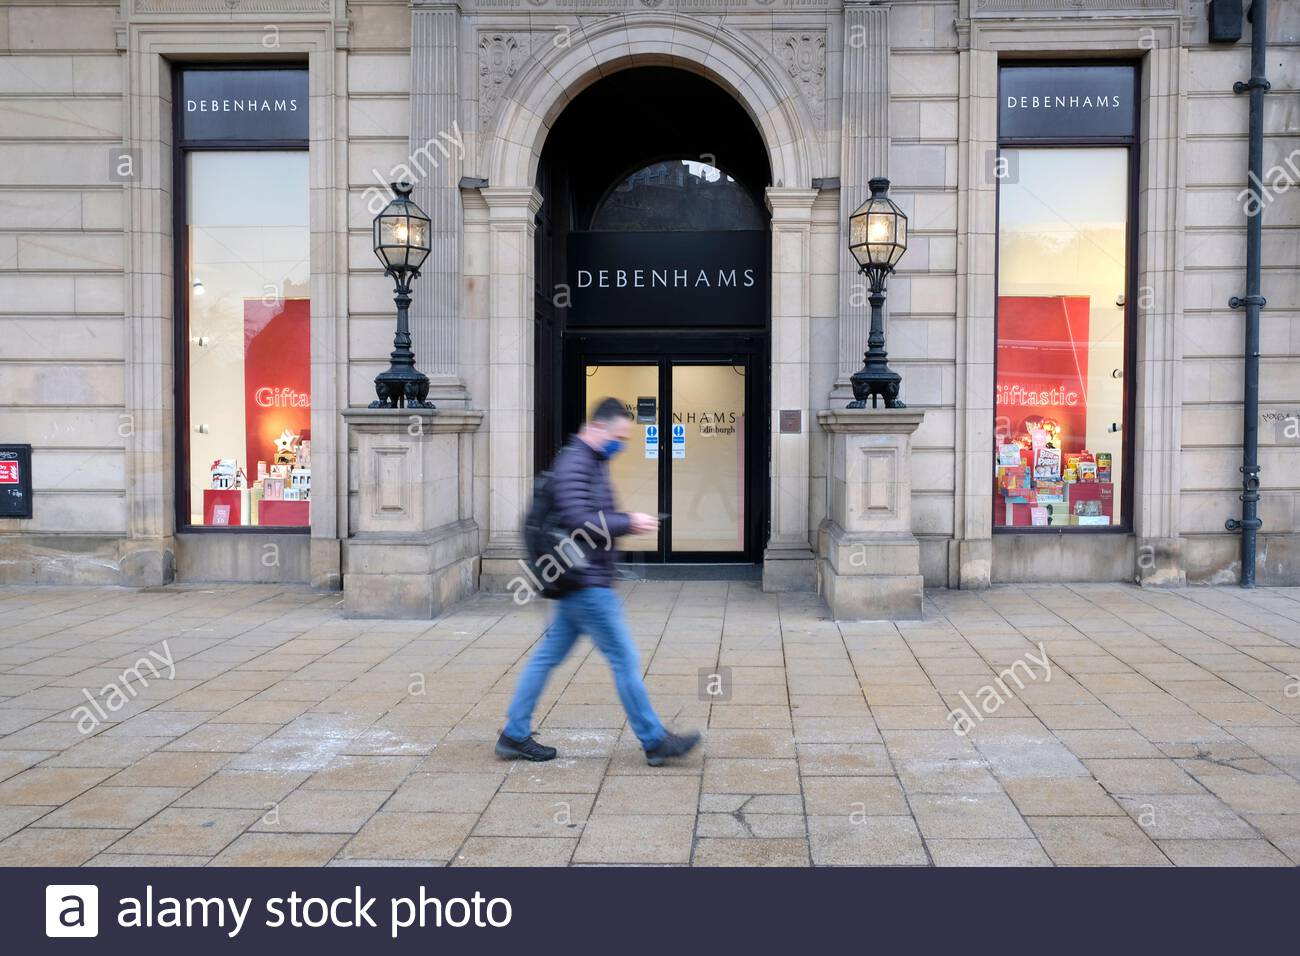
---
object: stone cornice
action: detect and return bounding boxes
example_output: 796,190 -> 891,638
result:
971,0 -> 1177,14
131,0 -> 334,13
460,0 -> 840,11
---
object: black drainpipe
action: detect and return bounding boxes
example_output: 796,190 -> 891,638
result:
1226,0 -> 1269,587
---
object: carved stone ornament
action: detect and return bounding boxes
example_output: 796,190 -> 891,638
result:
479,33 -> 527,131
779,33 -> 826,126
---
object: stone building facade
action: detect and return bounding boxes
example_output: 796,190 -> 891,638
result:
0,0 -> 1296,600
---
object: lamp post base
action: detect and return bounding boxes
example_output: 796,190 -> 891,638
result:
847,361 -> 906,409
370,366 -> 435,409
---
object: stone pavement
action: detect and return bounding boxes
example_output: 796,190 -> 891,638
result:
0,581 -> 1298,867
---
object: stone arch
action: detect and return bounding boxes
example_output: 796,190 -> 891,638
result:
482,14 -> 824,191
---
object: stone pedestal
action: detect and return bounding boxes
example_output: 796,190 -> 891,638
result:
816,408 -> 926,620
342,408 -> 483,618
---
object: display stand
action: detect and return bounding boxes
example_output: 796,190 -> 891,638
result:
816,408 -> 926,620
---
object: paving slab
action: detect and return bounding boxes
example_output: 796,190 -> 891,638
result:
0,581 -> 1297,866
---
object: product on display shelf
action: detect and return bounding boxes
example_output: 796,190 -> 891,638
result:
1096,452 -> 1112,483
999,465 -> 1029,496
1033,445 -> 1062,481
263,476 -> 285,501
1035,480 -> 1065,504
210,459 -> 238,489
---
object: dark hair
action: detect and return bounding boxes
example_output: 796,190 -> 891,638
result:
590,397 -> 633,424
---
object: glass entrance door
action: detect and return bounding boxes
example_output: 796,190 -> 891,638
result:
669,364 -> 746,555
585,364 -> 659,554
574,339 -> 761,563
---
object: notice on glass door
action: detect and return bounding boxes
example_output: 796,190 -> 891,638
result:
672,423 -> 686,459
644,424 -> 659,460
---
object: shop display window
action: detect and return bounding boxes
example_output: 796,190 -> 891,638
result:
183,150 -> 311,528
993,63 -> 1136,532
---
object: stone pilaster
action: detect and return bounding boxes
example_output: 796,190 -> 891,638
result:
835,1 -> 891,394
409,2 -> 465,403
1134,38 -> 1186,587
952,36 -> 998,589
478,187 -> 542,590
120,36 -> 177,586
764,187 -> 820,592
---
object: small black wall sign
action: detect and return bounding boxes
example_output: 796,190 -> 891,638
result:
180,69 -> 309,144
0,444 -> 33,519
568,231 -> 766,328
999,65 -> 1137,141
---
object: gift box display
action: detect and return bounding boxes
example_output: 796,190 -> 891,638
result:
204,435 -> 311,528
994,420 -> 1114,528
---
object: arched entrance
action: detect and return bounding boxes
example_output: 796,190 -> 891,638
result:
534,68 -> 772,566
474,17 -> 824,591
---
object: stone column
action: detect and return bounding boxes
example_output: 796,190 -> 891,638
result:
478,187 -> 542,590
817,409 -> 926,619
409,2 -> 465,404
764,187 -> 820,591
342,408 -> 482,617
835,1 -> 891,396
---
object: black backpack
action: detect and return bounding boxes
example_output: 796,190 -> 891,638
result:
522,449 -> 587,599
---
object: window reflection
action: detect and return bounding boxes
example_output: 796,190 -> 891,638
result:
995,147 -> 1128,529
591,160 -> 765,232
187,151 -> 311,527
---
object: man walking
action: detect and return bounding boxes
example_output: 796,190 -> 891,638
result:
496,398 -> 701,766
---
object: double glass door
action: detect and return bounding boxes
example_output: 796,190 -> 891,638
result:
567,335 -> 763,563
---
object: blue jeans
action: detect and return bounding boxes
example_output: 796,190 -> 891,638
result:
504,587 -> 665,750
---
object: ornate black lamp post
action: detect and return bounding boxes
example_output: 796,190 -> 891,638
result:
847,177 -> 909,409
370,182 -> 434,409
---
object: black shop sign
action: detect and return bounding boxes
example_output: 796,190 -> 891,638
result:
567,231 -> 766,328
180,69 -> 309,144
1000,65 -> 1137,141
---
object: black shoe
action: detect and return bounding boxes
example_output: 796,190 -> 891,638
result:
645,730 -> 701,767
495,732 -> 557,762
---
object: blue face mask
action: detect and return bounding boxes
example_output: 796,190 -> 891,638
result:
603,438 -> 625,458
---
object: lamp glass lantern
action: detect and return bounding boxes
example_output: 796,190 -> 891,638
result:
846,177 -> 909,409
373,182 -> 432,283
848,180 -> 908,275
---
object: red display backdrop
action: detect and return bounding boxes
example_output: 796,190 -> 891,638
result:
995,295 -> 1090,452
244,298 -> 311,476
